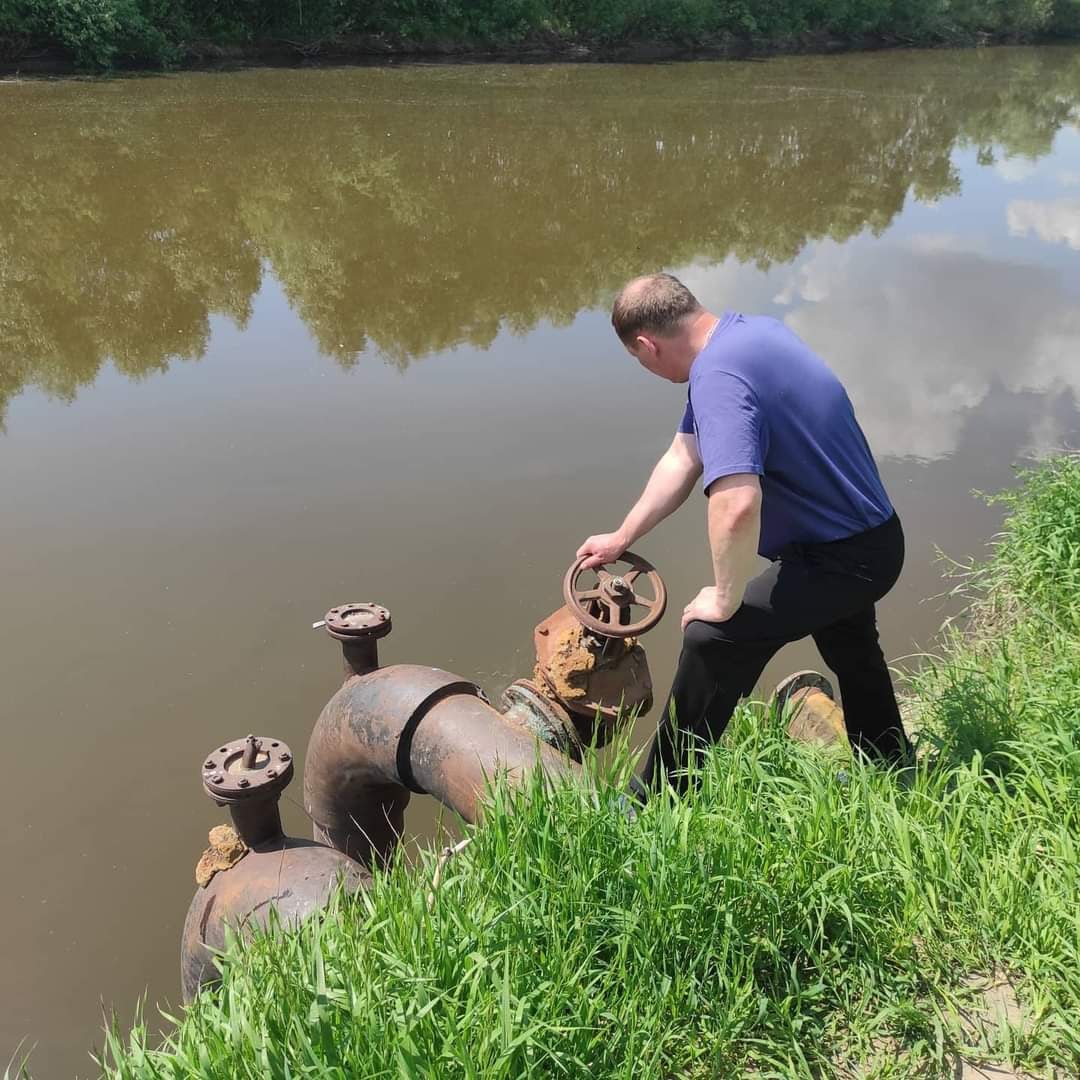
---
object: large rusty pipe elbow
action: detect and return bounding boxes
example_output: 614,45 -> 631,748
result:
304,664 -> 581,869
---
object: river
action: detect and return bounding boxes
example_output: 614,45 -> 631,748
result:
2,46 -> 1079,1077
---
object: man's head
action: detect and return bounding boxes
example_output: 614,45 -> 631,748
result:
611,273 -> 708,383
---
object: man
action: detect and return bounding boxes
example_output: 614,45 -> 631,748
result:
576,273 -> 913,796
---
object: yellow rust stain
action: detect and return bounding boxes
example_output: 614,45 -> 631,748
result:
194,824 -> 249,888
785,688 -> 847,746
535,622 -> 635,702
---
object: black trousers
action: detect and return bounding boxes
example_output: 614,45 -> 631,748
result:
638,513 -> 912,796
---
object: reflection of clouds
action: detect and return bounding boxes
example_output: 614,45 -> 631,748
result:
1007,197 -> 1080,249
774,240 -> 1080,461
904,232 -> 988,256
677,256 -> 782,312
1022,412 -> 1073,461
994,156 -> 1038,183
1056,170 -> 1080,187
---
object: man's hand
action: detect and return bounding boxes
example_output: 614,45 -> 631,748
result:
576,531 -> 629,570
681,585 -> 739,630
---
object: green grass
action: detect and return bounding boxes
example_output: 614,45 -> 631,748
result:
98,454 -> 1080,1078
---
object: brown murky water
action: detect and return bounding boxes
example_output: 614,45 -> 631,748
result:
2,46 -> 1080,1076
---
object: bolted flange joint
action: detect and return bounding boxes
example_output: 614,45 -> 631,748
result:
500,679 -> 582,760
323,603 -> 392,642
202,734 -> 294,806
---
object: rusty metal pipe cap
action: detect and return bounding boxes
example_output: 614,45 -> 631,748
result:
323,602 -> 392,642
202,734 -> 294,805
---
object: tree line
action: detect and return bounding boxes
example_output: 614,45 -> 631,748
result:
1,0 -> 1080,69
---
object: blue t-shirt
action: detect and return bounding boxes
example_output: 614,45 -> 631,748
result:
679,311 -> 893,559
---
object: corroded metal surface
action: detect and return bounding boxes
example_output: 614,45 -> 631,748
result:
563,551 -> 667,639
322,603 -> 393,677
182,733 -> 370,1002
772,670 -> 848,747
304,664 -> 479,868
323,602 -> 392,641
202,735 -> 294,848
786,688 -> 847,746
533,607 -> 653,745
194,824 -> 248,887
500,678 -> 582,759
304,663 -> 581,869
415,683 -> 580,820
203,734 -> 294,806
181,837 -> 369,1002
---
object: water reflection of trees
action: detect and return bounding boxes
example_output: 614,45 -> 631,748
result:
2,48 -> 1079,423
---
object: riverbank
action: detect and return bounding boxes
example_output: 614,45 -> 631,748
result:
3,0 -> 1080,72
95,454 -> 1080,1078
0,31 -> 939,77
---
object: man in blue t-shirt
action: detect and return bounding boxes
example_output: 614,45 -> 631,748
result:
576,273 -> 913,795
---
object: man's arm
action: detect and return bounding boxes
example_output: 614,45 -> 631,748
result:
681,474 -> 761,629
577,433 -> 702,568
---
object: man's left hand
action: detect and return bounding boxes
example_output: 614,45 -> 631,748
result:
681,586 -> 739,631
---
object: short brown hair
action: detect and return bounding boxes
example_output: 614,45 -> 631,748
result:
611,273 -> 702,345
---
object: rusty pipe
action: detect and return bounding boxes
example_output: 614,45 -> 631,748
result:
181,735 -> 370,1002
771,670 -> 848,747
304,664 -> 581,869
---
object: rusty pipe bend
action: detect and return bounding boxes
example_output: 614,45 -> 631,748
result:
303,664 -> 581,870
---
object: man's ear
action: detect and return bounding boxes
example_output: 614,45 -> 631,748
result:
635,334 -> 657,362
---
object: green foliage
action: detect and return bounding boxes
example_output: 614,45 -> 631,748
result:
988,454 -> 1080,632
0,0 -> 179,66
99,456 -> 1080,1078
909,453 -> 1080,775
2,0 -> 1079,68
1051,0 -> 1080,33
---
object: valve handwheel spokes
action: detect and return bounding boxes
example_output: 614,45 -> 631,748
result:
563,551 -> 667,638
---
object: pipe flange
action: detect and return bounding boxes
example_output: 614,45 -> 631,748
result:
202,735 -> 294,804
500,679 -> 582,759
324,603 -> 392,642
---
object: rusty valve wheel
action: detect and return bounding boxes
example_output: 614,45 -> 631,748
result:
563,551 -> 667,638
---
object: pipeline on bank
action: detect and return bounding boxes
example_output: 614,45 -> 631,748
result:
180,552 -> 846,1001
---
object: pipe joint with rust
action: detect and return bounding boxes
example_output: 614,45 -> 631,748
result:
304,658 -> 579,869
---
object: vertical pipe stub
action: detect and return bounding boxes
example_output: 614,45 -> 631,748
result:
323,602 -> 392,679
183,732 -> 372,1002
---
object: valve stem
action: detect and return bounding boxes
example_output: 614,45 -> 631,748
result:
241,734 -> 260,769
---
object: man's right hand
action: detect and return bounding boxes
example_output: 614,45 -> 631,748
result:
575,531 -> 629,570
